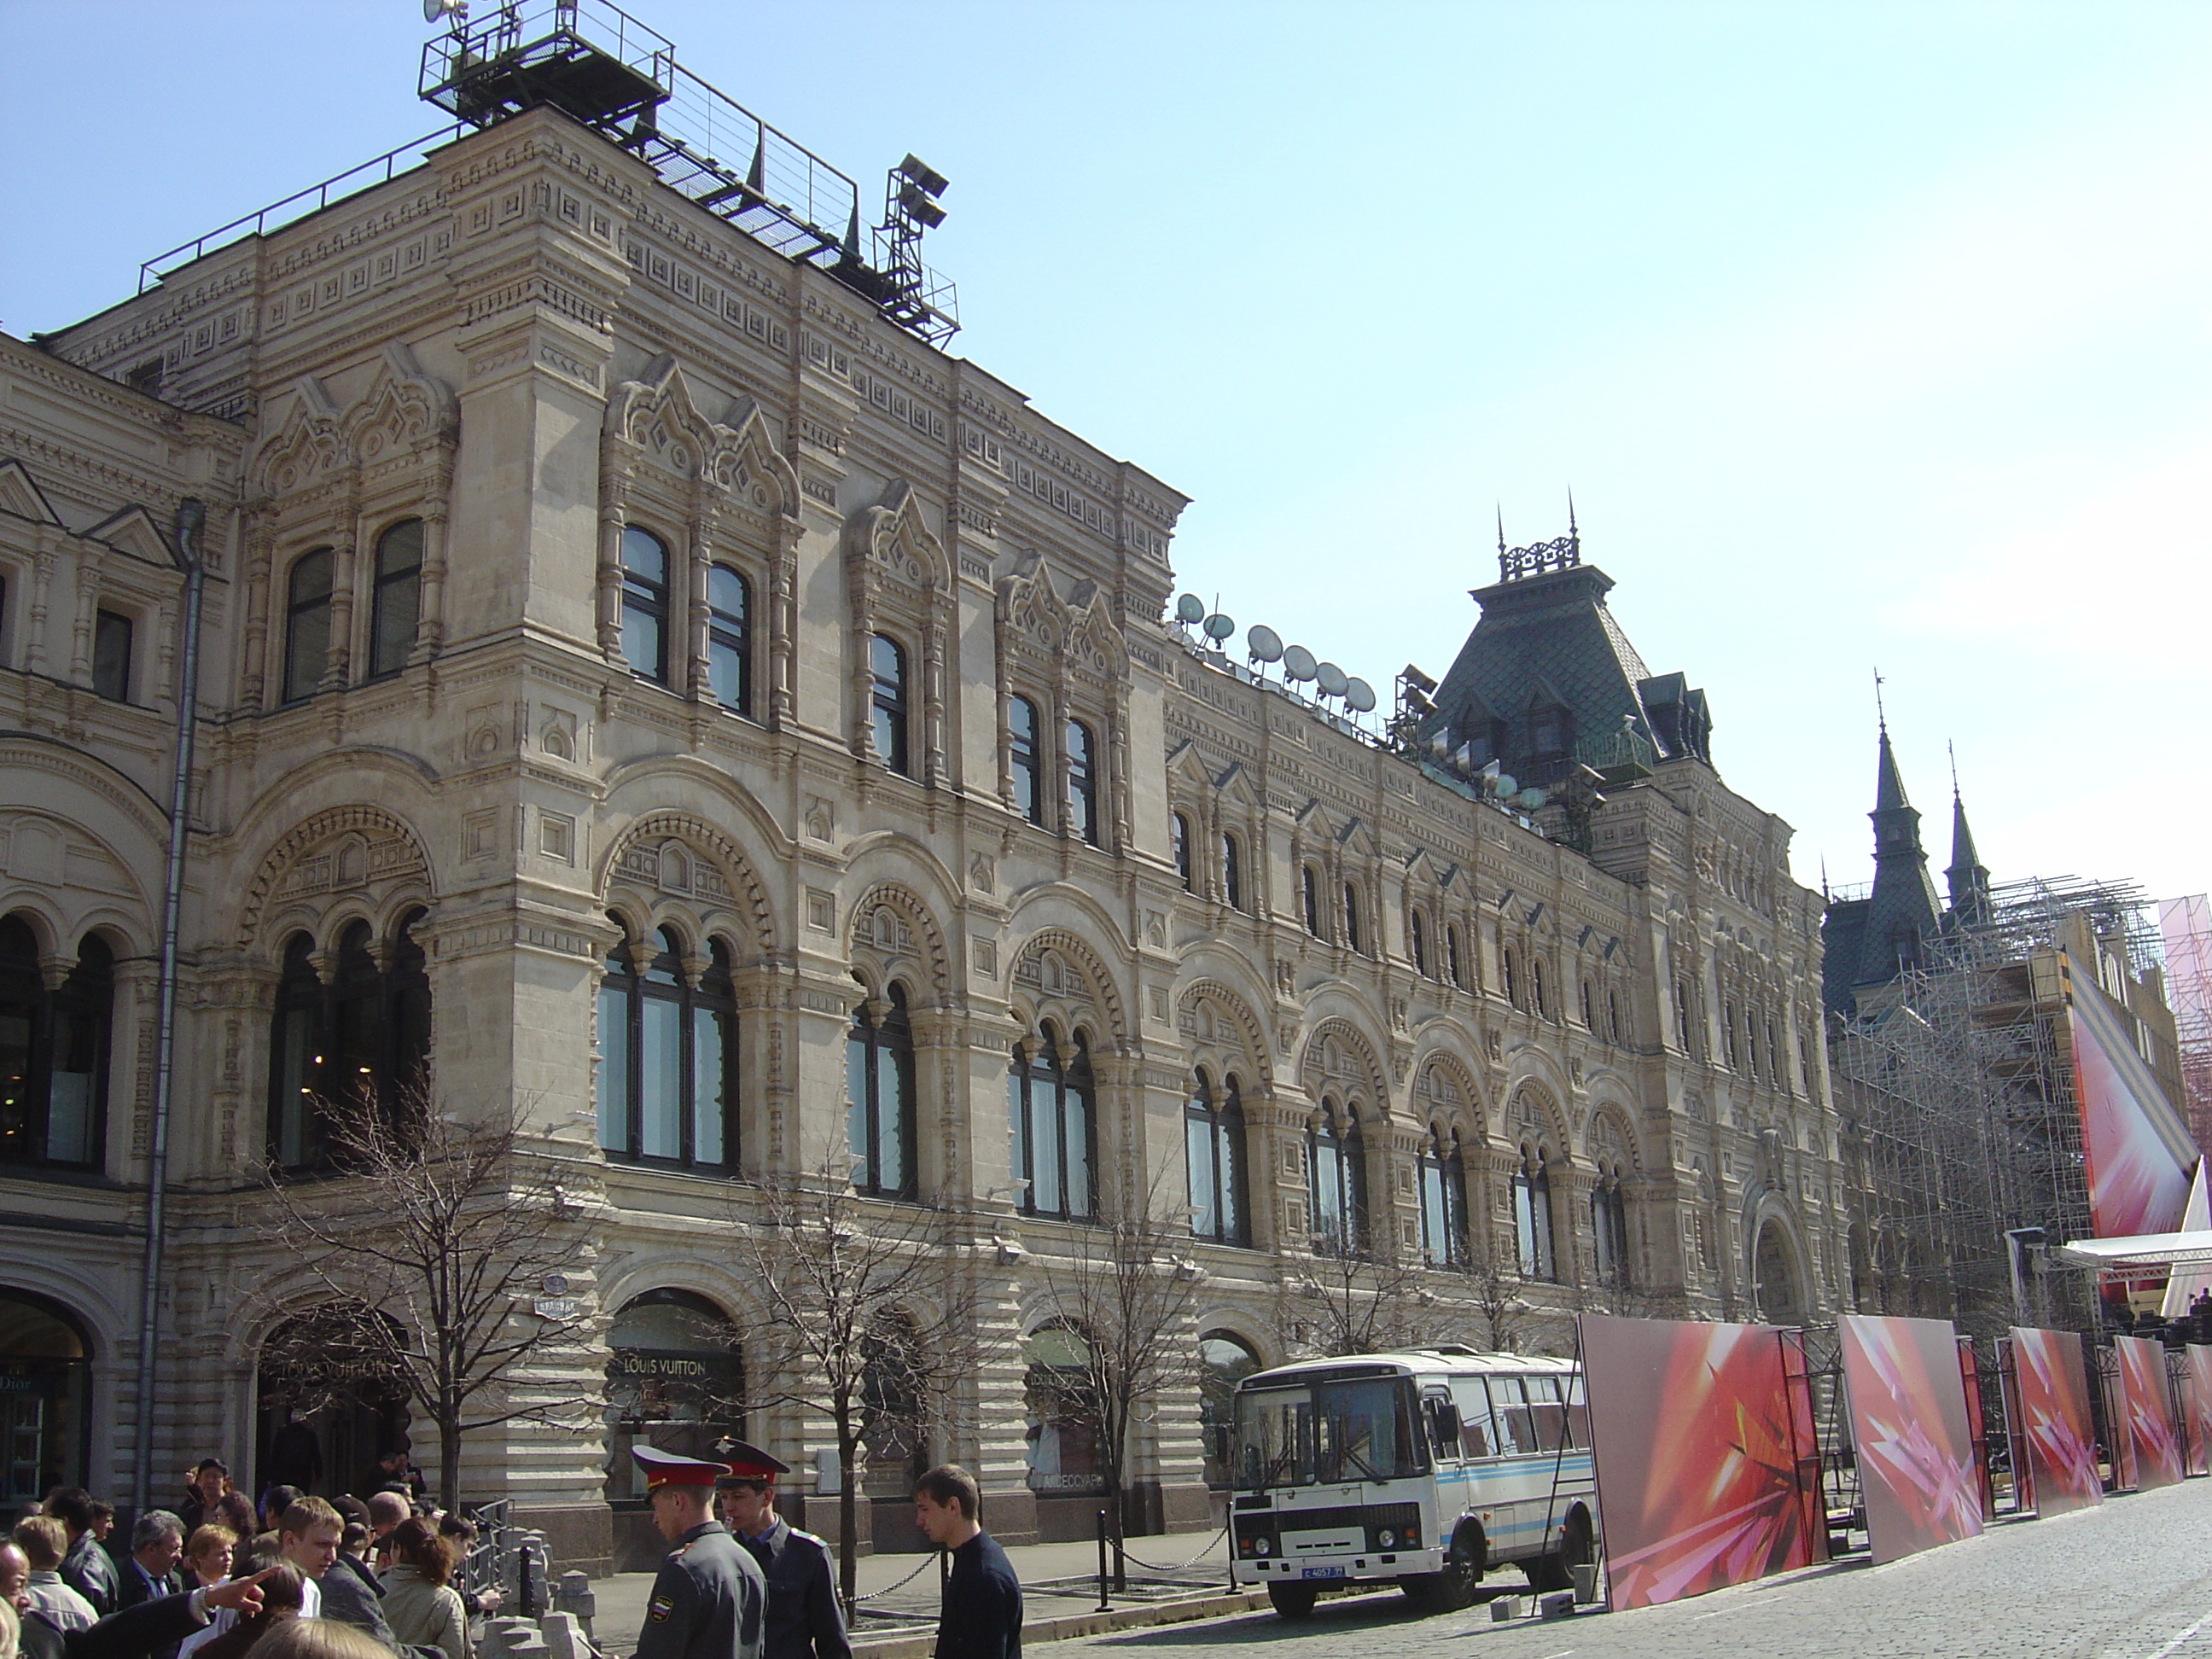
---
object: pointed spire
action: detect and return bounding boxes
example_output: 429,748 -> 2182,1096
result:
1945,742 -> 1993,924
1567,487 -> 1579,550
744,122 -> 766,201
1496,504 -> 1506,556
1875,724 -> 1912,812
842,203 -> 863,259
1856,710 -> 1943,989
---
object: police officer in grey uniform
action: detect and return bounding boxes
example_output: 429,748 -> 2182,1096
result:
631,1447 -> 767,1659
713,1442 -> 851,1659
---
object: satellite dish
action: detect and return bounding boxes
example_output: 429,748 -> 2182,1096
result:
1516,787 -> 1547,811
1202,613 -> 1235,642
1493,772 -> 1518,798
1314,661 -> 1349,698
1344,678 -> 1377,713
1247,624 -> 1284,664
1174,593 -> 1206,624
1282,645 -> 1318,682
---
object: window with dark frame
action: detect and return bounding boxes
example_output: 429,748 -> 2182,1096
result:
1171,813 -> 1194,892
1410,911 -> 1429,977
1447,924 -> 1465,988
1007,1026 -> 1094,1220
1185,1069 -> 1248,1246
706,564 -> 752,716
1418,1126 -> 1469,1268
1301,866 -> 1323,937
595,923 -> 737,1172
1343,883 -> 1363,956
368,519 -> 423,678
1592,1174 -> 1629,1285
846,981 -> 916,1198
620,525 -> 671,684
282,549 -> 335,702
1010,696 -> 1045,824
870,633 -> 910,776
91,610 -> 132,702
1066,718 -> 1099,846
1221,833 -> 1243,911
0,917 -> 112,1173
1512,1152 -> 1556,1279
266,911 -> 432,1172
1307,1101 -> 1366,1255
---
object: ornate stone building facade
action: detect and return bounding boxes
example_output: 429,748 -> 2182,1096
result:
0,91 -> 1848,1565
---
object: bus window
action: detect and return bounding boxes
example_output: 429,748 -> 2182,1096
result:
1564,1373 -> 1590,1450
1526,1375 -> 1570,1452
1489,1376 -> 1536,1455
1450,1378 -> 1496,1458
1423,1389 -> 1462,1462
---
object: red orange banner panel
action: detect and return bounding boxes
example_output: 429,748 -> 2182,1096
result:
2186,1346 -> 2212,1480
1839,1315 -> 1982,1565
2068,956 -> 2197,1238
1580,1316 -> 1821,1610
2009,1327 -> 2102,1516
2115,1334 -> 2183,1490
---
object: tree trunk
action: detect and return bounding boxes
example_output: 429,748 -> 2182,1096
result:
439,1411 -> 462,1513
836,1423 -> 859,1618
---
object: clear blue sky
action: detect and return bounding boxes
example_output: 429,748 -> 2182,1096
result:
5,2 -> 2208,907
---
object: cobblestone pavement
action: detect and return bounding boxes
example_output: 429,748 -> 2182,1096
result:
1051,1478 -> 2212,1658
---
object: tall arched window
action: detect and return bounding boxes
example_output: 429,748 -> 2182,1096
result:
1185,1070 -> 1248,1246
707,564 -> 751,715
1301,866 -> 1323,937
1221,833 -> 1243,912
1066,719 -> 1099,846
1307,1102 -> 1365,1255
870,633 -> 910,776
1609,989 -> 1624,1045
847,981 -> 916,1198
1447,924 -> 1465,988
282,548 -> 334,702
266,913 -> 434,1171
1503,946 -> 1520,1010
596,924 -> 737,1171
1410,911 -> 1428,978
1512,1150 -> 1555,1279
1724,1001 -> 1739,1068
1592,1171 -> 1629,1286
1343,883 -> 1363,956
0,917 -> 111,1172
1007,1025 -> 1093,1220
620,525 -> 671,684
603,1290 -> 744,1502
368,519 -> 422,678
1418,1126 -> 1468,1268
1531,957 -> 1548,1019
1009,696 -> 1044,824
1198,1331 -> 1261,1488
1580,979 -> 1595,1030
1171,813 -> 1193,892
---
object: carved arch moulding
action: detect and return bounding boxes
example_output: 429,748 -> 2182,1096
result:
846,882 -> 951,1001
1299,1017 -> 1389,1112
237,805 -> 435,952
599,812 -> 777,957
1010,928 -> 1126,1049
1175,980 -> 1272,1089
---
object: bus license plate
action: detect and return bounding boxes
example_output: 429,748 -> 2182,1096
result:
1301,1566 -> 1346,1579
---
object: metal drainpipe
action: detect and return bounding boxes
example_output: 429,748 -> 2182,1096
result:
132,497 -> 207,1515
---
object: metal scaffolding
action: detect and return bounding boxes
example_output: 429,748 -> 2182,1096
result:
1833,876 -> 2162,1338
2159,895 -> 2212,1157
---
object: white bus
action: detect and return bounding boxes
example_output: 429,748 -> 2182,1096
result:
1227,1346 -> 1598,1617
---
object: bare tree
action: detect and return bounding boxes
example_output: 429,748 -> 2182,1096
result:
1462,1249 -> 1534,1353
256,1085 -> 592,1511
736,1160 -> 984,1616
1033,1176 -> 1204,1588
1277,1243 -> 1441,1359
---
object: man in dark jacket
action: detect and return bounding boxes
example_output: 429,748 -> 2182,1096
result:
114,1514 -> 184,1612
275,1498 -> 396,1655
632,1447 -> 765,1659
714,1443 -> 849,1659
11,1560 -> 276,1659
912,1466 -> 1020,1659
44,1493 -> 119,1619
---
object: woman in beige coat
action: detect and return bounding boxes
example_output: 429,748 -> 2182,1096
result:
377,1521 -> 469,1659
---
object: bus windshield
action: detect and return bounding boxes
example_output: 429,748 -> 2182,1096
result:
1232,1375 -> 1427,1488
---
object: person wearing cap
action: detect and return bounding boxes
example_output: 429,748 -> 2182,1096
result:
712,1443 -> 847,1659
632,1447 -> 765,1659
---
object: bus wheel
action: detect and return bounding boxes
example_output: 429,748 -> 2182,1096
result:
1402,1530 -> 1482,1613
1266,1582 -> 1320,1620
1528,1509 -> 1593,1592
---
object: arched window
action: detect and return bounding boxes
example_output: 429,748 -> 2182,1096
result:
1503,946 -> 1520,1010
1580,979 -> 1595,1030
847,981 -> 916,1198
706,564 -> 751,715
1198,1331 -> 1261,1488
1221,833 -> 1243,912
620,525 -> 671,684
1009,696 -> 1044,824
1066,719 -> 1100,846
1185,1070 -> 1248,1247
1343,883 -> 1363,956
1610,989 -> 1623,1045
1301,866 -> 1323,937
1447,924 -> 1465,989
595,923 -> 737,1171
1531,957 -> 1547,1019
603,1290 -> 744,1503
0,1289 -> 90,1503
1008,1025 -> 1093,1220
1171,813 -> 1193,893
92,610 -> 132,702
1410,911 -> 1428,977
1418,1126 -> 1468,1268
368,519 -> 422,678
0,918 -> 112,1172
870,633 -> 910,776
1592,1172 -> 1629,1286
1724,1001 -> 1739,1068
282,548 -> 334,702
1512,1150 -> 1555,1279
1023,1324 -> 1103,1494
1307,1102 -> 1365,1255
265,913 -> 434,1171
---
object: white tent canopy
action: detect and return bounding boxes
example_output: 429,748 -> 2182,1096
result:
2052,1229 -> 2212,1271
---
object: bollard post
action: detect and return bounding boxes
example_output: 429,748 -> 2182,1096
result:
1096,1509 -> 1111,1612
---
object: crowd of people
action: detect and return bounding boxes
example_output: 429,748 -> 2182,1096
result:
1,1452 -> 499,1659
2104,1287 -> 2212,1346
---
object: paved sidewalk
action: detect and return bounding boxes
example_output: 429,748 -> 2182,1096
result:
1050,1476 -> 2212,1658
593,1529 -> 1233,1651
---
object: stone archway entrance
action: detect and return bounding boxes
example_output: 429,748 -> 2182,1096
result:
1753,1220 -> 1803,1325
0,1289 -> 92,1506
